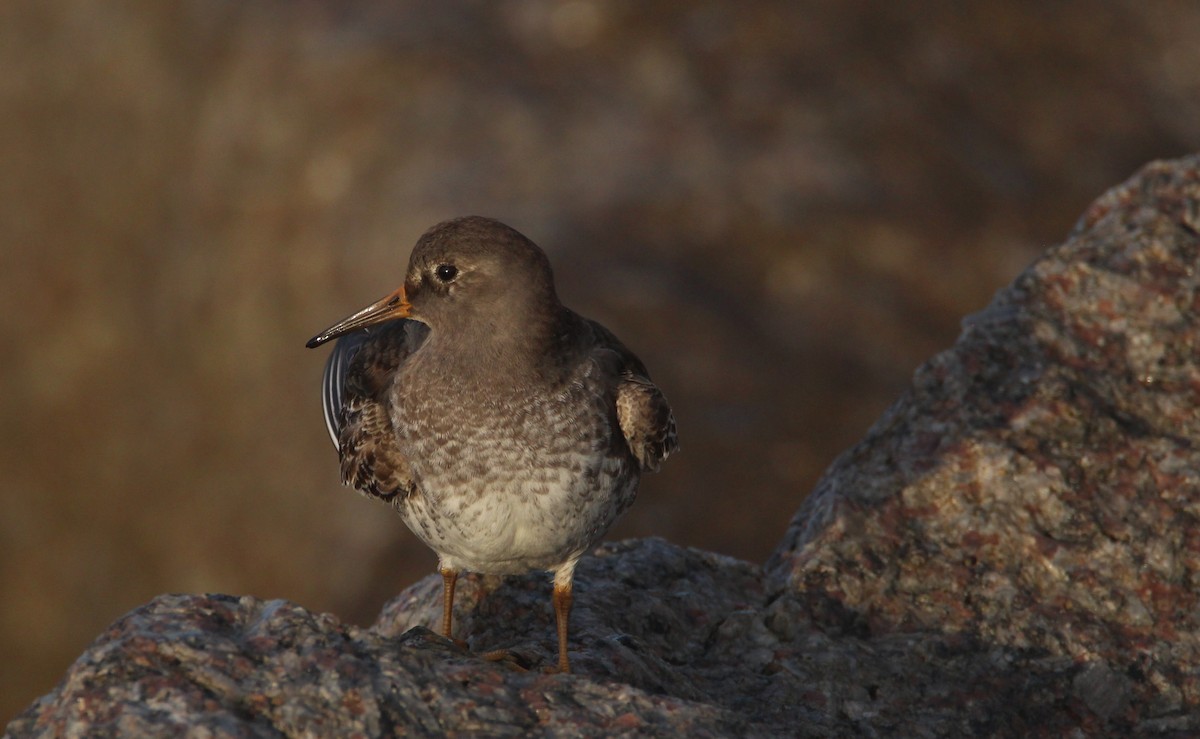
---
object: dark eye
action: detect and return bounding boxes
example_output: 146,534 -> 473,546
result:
434,264 -> 458,283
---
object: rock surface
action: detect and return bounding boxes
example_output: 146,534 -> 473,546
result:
8,155 -> 1200,736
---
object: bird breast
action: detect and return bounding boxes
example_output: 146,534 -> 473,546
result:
392,359 -> 615,491
387,357 -> 638,573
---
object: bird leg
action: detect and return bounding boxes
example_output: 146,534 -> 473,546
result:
440,565 -> 574,674
552,579 -> 573,673
440,567 -> 458,638
439,568 -> 520,667
482,572 -> 574,674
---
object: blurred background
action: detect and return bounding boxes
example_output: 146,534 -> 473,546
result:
3,0 -> 1198,721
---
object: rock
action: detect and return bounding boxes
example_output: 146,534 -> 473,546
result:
766,154 -> 1200,732
5,544 -> 779,738
7,155 -> 1200,736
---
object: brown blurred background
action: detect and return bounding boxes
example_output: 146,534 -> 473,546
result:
3,0 -> 1198,721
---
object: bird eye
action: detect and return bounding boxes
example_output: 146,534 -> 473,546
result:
434,264 -> 458,282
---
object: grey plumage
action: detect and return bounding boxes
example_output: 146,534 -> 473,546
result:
308,216 -> 677,672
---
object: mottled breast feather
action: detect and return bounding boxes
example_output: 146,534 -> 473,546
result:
584,319 -> 679,472
321,320 -> 423,503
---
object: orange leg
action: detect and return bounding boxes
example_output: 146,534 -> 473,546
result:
552,580 -> 573,674
440,568 -> 458,638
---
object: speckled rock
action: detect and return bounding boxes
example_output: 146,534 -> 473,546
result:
8,155 -> 1200,736
5,542 -> 785,738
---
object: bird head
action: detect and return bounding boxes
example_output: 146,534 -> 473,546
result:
306,216 -> 560,350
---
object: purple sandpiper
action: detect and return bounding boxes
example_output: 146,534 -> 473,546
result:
307,216 -> 677,673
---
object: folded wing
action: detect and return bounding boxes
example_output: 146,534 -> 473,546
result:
319,321 -> 424,503
583,318 -> 678,472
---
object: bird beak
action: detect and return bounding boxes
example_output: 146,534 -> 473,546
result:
306,286 -> 412,348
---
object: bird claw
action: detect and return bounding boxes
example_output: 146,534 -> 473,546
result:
480,647 -> 536,671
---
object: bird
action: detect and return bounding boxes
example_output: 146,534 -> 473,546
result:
306,216 -> 677,673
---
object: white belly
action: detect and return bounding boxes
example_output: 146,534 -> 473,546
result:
399,455 -> 635,574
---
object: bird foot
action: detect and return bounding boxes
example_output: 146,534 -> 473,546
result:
480,647 -> 536,671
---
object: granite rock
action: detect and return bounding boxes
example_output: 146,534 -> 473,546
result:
767,154 -> 1200,731
8,155 -> 1200,736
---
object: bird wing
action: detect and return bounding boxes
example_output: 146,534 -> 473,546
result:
585,319 -> 679,472
320,320 -> 424,503
320,329 -> 368,448
615,371 -> 678,472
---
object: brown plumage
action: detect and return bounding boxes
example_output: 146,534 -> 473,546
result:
307,216 -> 677,673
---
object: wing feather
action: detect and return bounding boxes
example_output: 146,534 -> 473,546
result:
320,330 -> 369,448
320,320 -> 424,503
583,318 -> 678,472
616,373 -> 678,472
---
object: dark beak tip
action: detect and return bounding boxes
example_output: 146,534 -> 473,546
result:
305,335 -> 326,349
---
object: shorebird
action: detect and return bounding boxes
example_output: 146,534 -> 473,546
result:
306,216 -> 677,673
